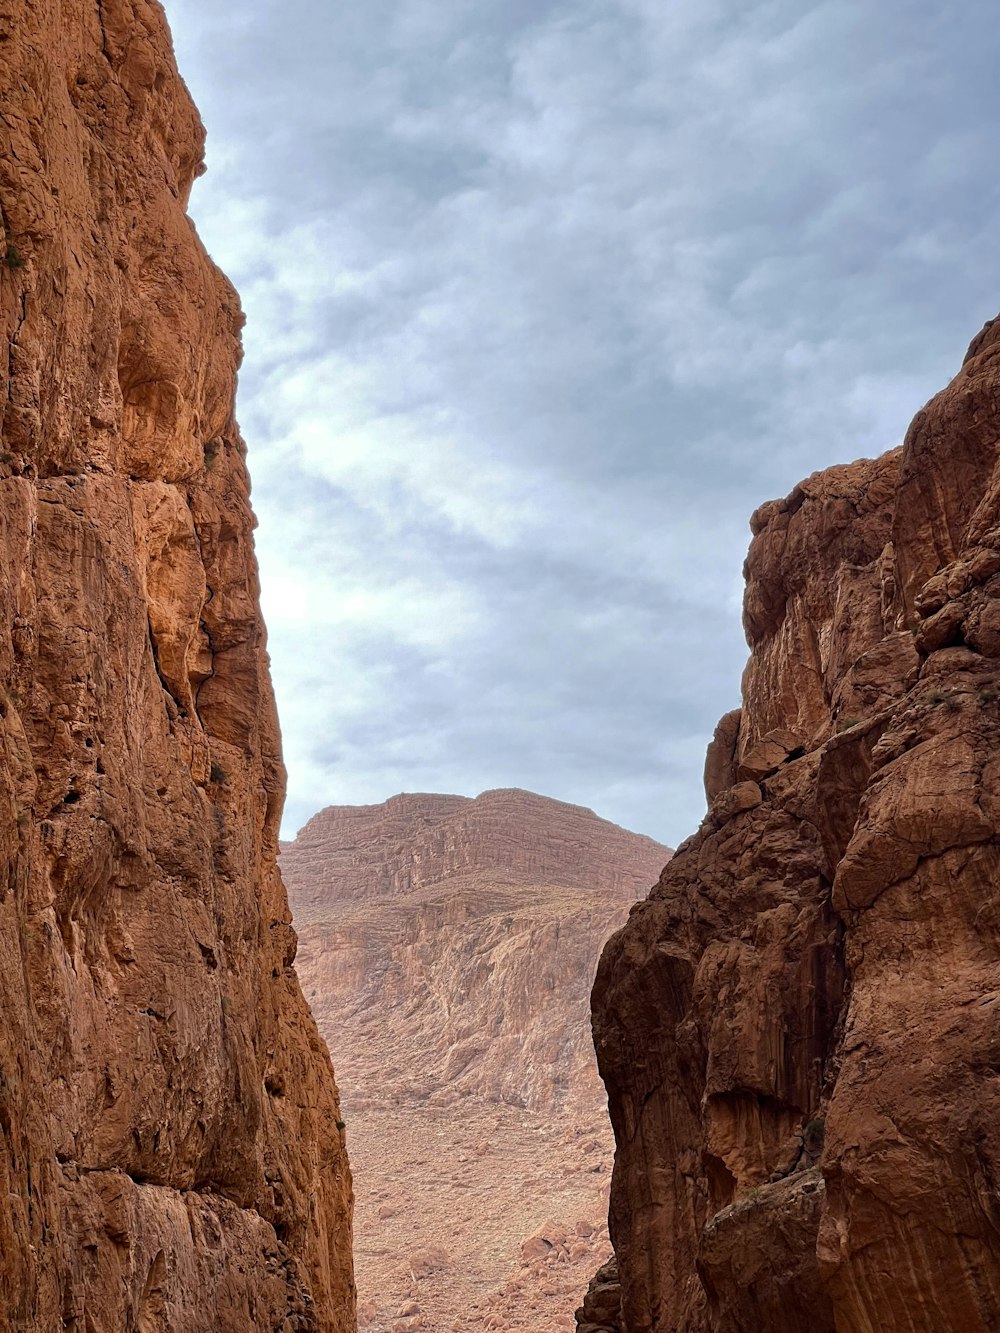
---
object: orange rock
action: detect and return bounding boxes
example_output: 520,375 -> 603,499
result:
703,708 -> 741,802
0,1 -> 353,1328
736,727 -> 803,783
586,314 -> 1000,1331
707,778 -> 762,827
521,1234 -> 555,1262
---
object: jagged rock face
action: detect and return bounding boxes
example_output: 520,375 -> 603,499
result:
0,3 -> 353,1330
576,1257 -> 623,1333
289,788 -> 663,905
588,315 -> 1000,1332
282,789 -> 670,1332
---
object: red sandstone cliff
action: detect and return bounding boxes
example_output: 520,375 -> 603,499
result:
583,315 -> 1000,1332
282,789 -> 671,1332
0,2 -> 353,1328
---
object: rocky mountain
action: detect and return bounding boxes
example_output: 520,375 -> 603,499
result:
281,788 -> 671,1332
0,3 -> 353,1329
286,789 -> 670,1114
582,314 -> 1000,1332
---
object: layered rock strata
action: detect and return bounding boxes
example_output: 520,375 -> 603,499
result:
285,789 -> 671,1114
0,2 -> 353,1329
586,315 -> 1000,1332
282,789 -> 670,1332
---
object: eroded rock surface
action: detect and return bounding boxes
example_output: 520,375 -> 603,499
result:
282,788 -> 670,1332
0,3 -> 353,1329
286,790 -> 670,1115
585,315 -> 1000,1332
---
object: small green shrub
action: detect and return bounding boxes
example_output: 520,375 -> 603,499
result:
336,1119 -> 347,1131
210,762 -> 227,785
836,718 -> 861,733
4,244 -> 24,270
923,688 -> 946,705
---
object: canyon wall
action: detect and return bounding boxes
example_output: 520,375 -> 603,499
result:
0,2 -> 353,1329
585,315 -> 1000,1332
282,788 -> 670,1333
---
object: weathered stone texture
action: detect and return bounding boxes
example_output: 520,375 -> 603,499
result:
575,1256 -> 623,1333
589,315 -> 1000,1331
285,788 -> 671,1115
0,2 -> 353,1329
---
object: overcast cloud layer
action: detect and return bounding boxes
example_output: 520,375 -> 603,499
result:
167,0 -> 1000,845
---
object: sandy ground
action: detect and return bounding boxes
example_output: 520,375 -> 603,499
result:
349,1094 -> 614,1333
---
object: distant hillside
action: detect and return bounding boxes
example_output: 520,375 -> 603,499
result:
281,787 -> 671,1333
282,788 -> 670,1111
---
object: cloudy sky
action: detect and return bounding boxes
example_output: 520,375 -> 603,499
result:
167,0 -> 1000,847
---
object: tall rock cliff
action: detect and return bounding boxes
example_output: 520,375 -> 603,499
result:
586,315 -> 1000,1333
0,3 -> 353,1329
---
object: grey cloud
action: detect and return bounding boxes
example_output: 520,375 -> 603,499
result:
167,0 -> 1000,845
